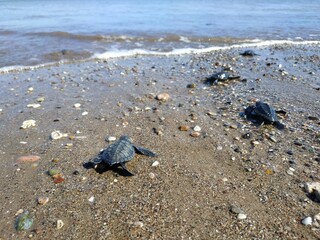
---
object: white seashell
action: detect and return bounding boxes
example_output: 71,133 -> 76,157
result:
21,120 -> 36,129
57,219 -> 64,229
27,103 -> 41,108
152,161 -> 159,167
50,130 -> 68,140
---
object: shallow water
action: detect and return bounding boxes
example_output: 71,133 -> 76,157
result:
0,0 -> 319,67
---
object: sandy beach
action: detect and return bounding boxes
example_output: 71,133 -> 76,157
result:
0,43 -> 319,239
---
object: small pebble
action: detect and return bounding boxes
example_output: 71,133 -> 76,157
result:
74,103 -> 81,108
134,221 -> 144,228
286,169 -> 294,175
193,125 -> 201,132
156,93 -> 170,101
88,196 -> 95,203
152,161 -> 159,167
82,111 -> 88,116
179,125 -> 189,131
27,103 -> 41,109
190,131 -> 201,137
16,211 -> 33,231
28,87 -> 34,92
36,96 -> 45,102
217,146 -> 223,150
57,219 -> 64,229
37,197 -> 49,205
301,216 -> 312,226
237,213 -> 247,220
149,172 -> 155,179
16,155 -> 40,163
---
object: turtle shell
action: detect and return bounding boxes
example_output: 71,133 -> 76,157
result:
100,135 -> 135,166
254,102 -> 277,123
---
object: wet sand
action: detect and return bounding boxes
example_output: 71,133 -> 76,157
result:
0,43 -> 319,239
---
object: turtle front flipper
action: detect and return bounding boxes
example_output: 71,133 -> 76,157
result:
134,146 -> 157,157
120,162 -> 134,176
274,121 -> 285,130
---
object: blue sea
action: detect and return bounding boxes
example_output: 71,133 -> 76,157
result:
0,0 -> 319,68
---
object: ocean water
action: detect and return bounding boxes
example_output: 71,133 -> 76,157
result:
0,0 -> 319,68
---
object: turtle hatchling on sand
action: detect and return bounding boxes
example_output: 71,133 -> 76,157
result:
93,135 -> 157,176
244,101 -> 285,130
240,50 -> 259,57
205,71 -> 240,85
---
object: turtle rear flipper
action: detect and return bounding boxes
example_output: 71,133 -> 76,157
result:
134,146 -> 157,157
120,162 -> 134,176
274,121 -> 285,130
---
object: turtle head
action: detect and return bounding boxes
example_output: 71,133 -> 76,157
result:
120,135 -> 133,143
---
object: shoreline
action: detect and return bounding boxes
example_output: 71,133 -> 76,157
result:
1,40 -> 320,74
0,43 -> 319,239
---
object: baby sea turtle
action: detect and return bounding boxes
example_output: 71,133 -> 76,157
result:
240,50 -> 259,57
93,135 -> 157,176
205,71 -> 240,85
244,101 -> 285,130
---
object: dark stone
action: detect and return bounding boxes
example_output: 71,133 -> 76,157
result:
286,150 -> 294,155
242,132 -> 252,139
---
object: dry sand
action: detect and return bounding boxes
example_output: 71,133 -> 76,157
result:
0,43 -> 319,239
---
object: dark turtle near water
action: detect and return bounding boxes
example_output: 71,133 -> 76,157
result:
93,135 -> 157,176
205,71 -> 240,85
240,50 -> 259,57
244,101 -> 285,130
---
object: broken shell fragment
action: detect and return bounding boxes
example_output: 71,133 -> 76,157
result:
156,93 -> 170,101
17,155 -> 41,163
50,130 -> 68,140
21,120 -> 36,129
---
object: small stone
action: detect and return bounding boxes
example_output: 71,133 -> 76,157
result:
105,136 -> 116,142
27,103 -> 41,109
82,111 -> 88,116
187,83 -> 196,89
156,93 -> 170,101
37,197 -> 49,205
286,150 -> 294,155
15,209 -> 24,216
50,130 -> 68,140
230,206 -> 245,214
193,125 -> 201,132
57,219 -> 64,229
217,146 -> 223,150
242,132 -> 252,139
36,97 -> 45,102
301,216 -> 312,226
190,131 -> 201,137
251,140 -> 260,146
53,176 -> 65,184
314,213 -> 320,221
152,161 -> 159,167
149,172 -> 155,179
28,87 -> 34,92
21,120 -> 36,129
134,221 -> 144,228
294,140 -> 303,146
179,125 -> 190,131
16,155 -> 40,163
230,125 -> 237,129
304,182 -> 320,201
268,136 -> 278,143
16,211 -> 33,231
88,196 -> 95,203
237,213 -> 247,220
74,103 -> 81,108
286,169 -> 294,175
